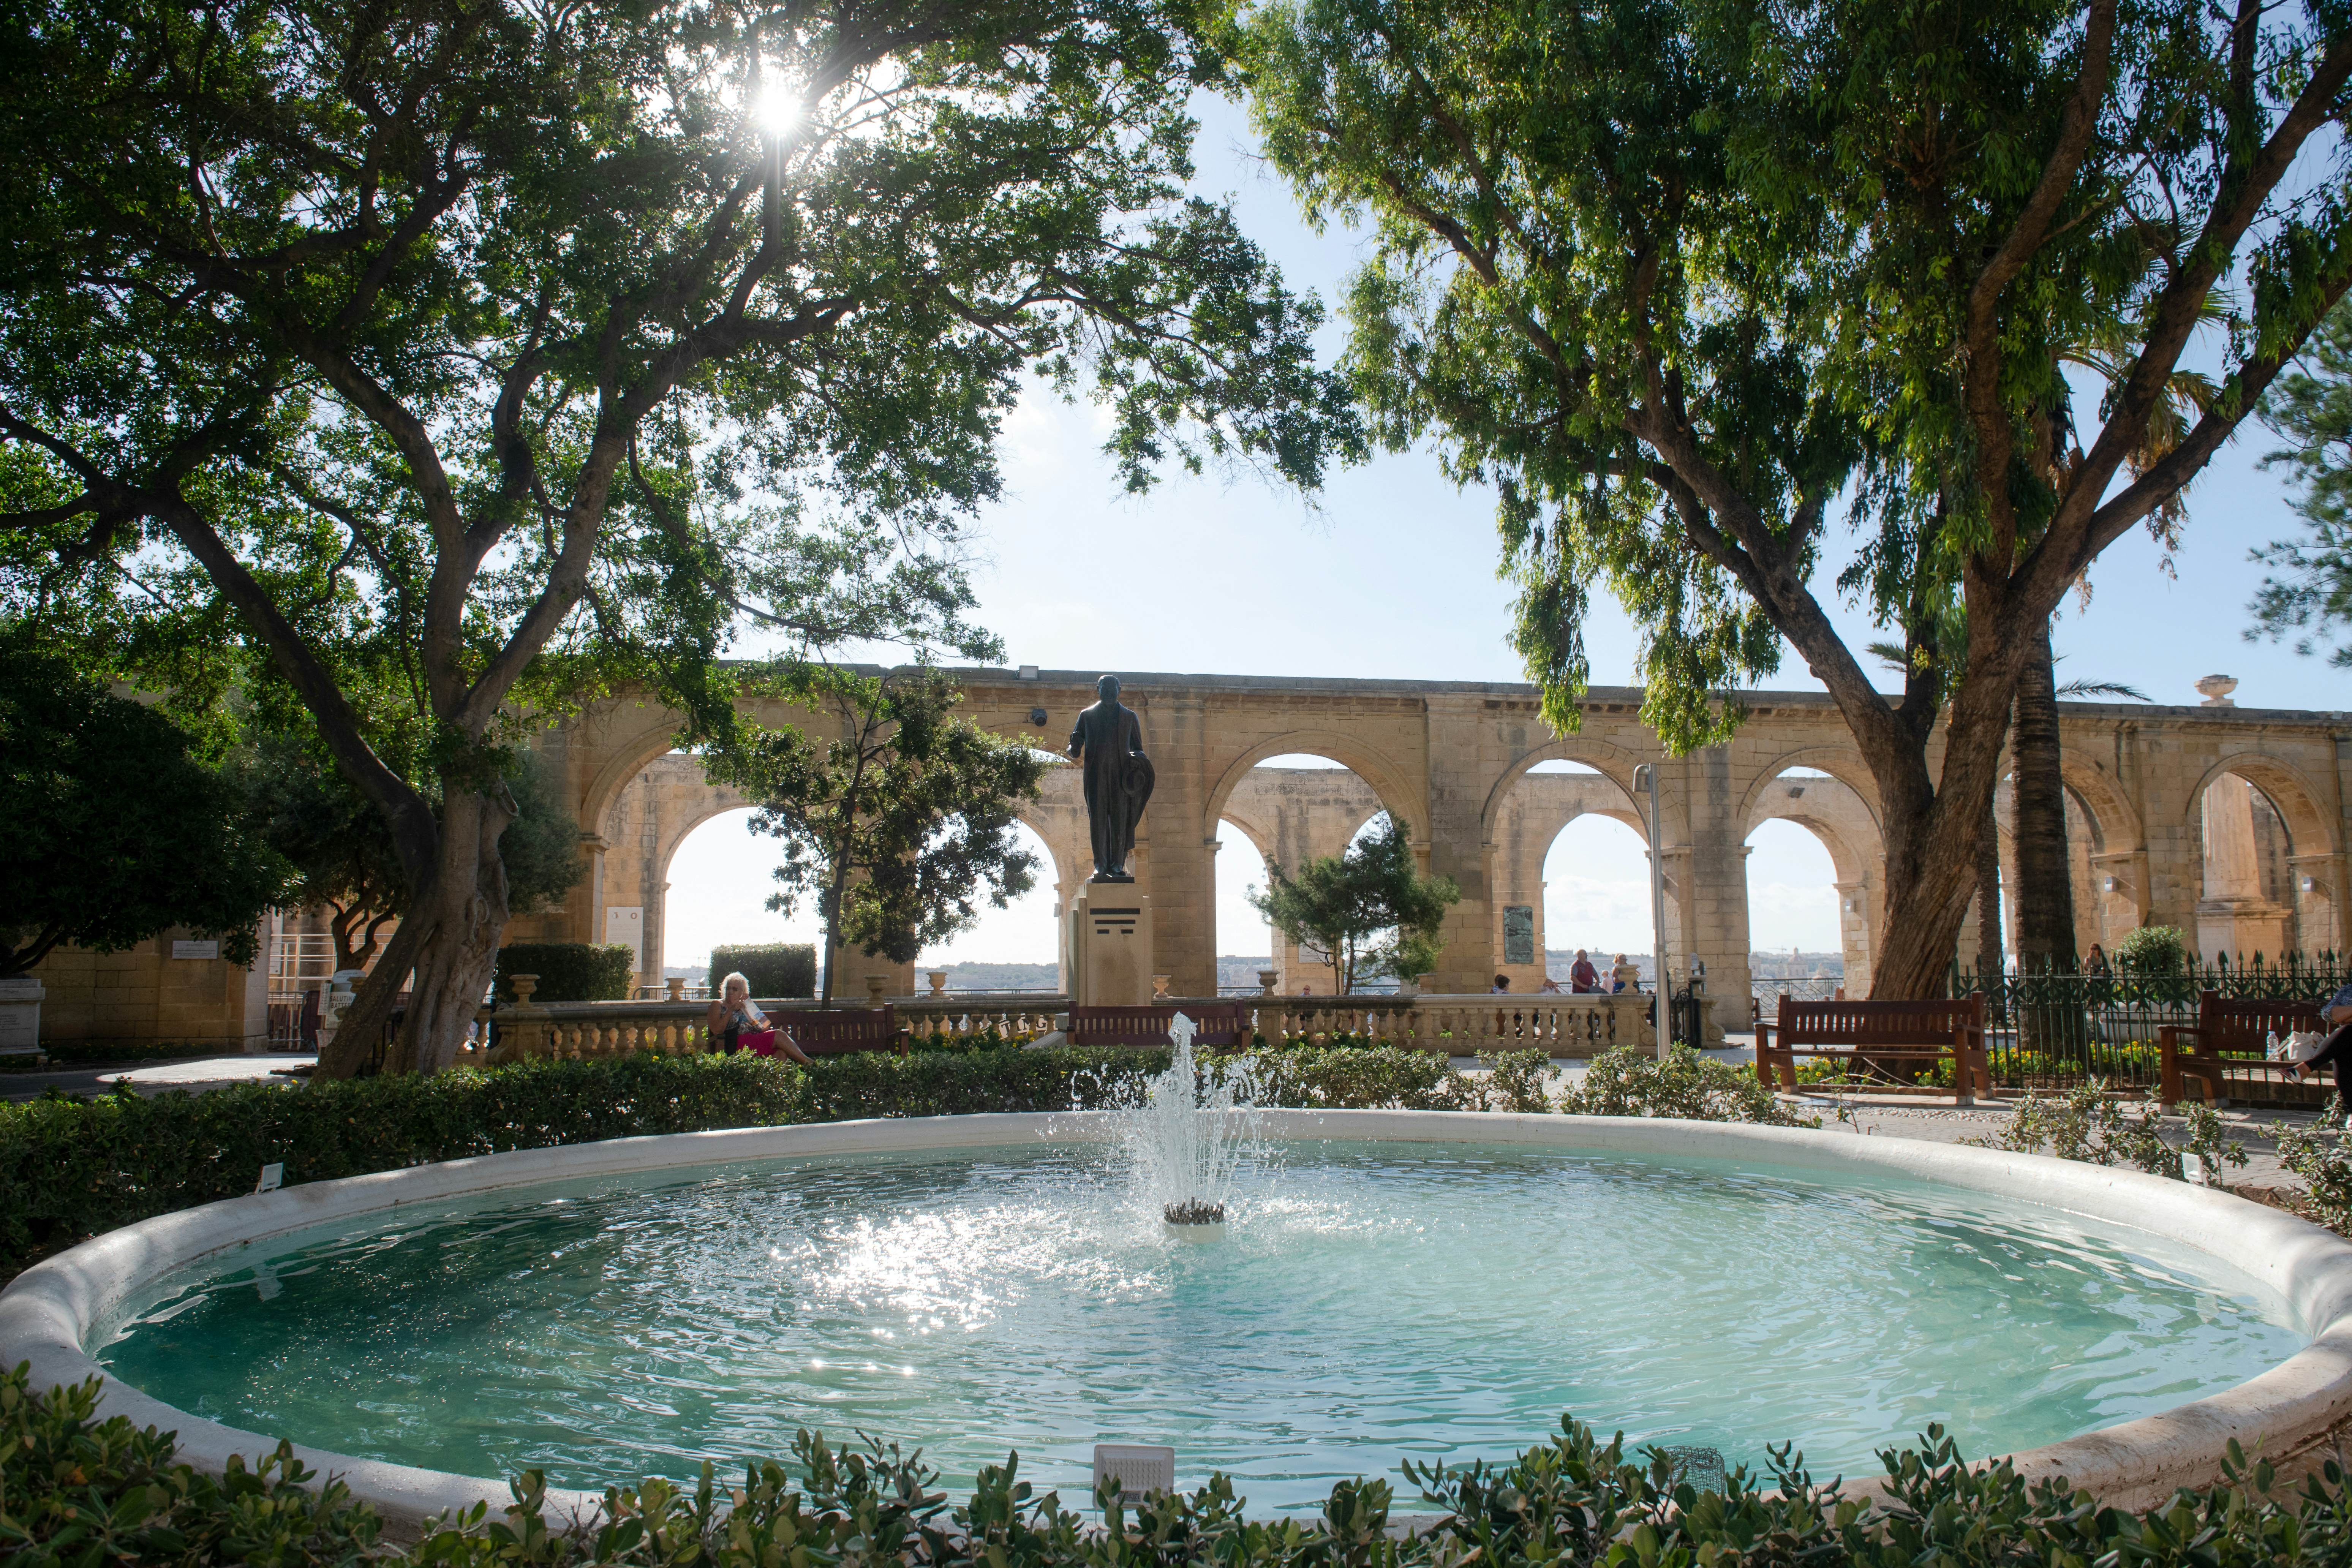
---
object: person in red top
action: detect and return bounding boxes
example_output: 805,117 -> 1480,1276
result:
1568,950 -> 1600,993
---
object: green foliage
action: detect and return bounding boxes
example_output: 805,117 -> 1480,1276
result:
1965,1081 -> 2249,1182
1476,1050 -> 1555,1114
0,1369 -> 387,1565
2114,926 -> 2191,975
1562,1047 -> 1815,1126
0,640 -> 296,978
2271,1097 -> 2352,1234
707,667 -> 1047,1002
1249,817 -> 1460,993
13,1363 -> 2352,1568
0,0 -> 1359,1069
2256,297 -> 2352,665
0,1054 -> 806,1276
494,945 -> 637,1004
710,944 -> 819,1000
497,754 -> 587,918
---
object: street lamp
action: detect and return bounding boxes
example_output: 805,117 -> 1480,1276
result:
1633,763 -> 1669,1059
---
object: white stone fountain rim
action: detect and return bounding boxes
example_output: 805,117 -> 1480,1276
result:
5,1108 -> 2352,1535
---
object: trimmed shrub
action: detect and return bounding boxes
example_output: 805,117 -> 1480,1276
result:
494,942 -> 636,1002
711,942 -> 817,998
9,1361 -> 2352,1568
0,1054 -> 804,1276
1562,1045 -> 1814,1125
2112,923 -> 2189,974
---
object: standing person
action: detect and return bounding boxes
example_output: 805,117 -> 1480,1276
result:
706,972 -> 812,1062
1569,949 -> 1600,993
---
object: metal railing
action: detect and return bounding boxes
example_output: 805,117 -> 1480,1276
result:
1940,952 -> 2350,1093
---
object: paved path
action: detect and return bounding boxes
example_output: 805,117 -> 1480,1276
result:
0,1053 -> 314,1103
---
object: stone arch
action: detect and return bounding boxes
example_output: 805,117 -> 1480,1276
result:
1732,747 -> 1884,841
1203,730 -> 1427,850
2057,751 -> 2140,855
1478,734 -> 1649,844
2184,752 -> 2338,858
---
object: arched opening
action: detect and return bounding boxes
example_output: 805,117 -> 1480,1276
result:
1742,764 -> 1883,999
1988,771 -> 2111,964
1217,752 -> 1404,994
1743,820 -> 1843,997
914,817 -> 1065,991
663,806 -> 824,994
2195,772 -> 2302,961
1495,757 -> 1658,994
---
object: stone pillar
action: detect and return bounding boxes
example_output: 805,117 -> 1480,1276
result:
1141,690 -> 1218,997
2196,775 -> 2294,960
2289,852 -> 2341,954
568,833 -> 609,944
1832,876 -> 1876,996
1425,696 -> 1495,991
1675,746 -> 1745,1040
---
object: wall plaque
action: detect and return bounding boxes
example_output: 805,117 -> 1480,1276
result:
170,939 -> 220,960
1502,905 -> 1536,966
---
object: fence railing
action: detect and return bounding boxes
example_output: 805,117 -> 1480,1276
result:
1928,953 -> 2352,1093
482,988 -> 1674,1063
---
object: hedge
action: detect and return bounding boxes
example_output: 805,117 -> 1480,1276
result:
0,1045 -> 1544,1279
9,1362 -> 2352,1568
494,943 -> 637,1002
710,942 -> 816,997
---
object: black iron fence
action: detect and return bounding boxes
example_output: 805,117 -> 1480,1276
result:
1944,952 -> 2349,1093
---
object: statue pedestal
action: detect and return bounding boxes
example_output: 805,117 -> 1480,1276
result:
1065,884 -> 1154,1007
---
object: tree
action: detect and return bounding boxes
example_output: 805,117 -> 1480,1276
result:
2254,297 -> 2352,664
237,737 -> 582,975
708,666 -> 1047,1007
1250,816 -> 1458,994
1221,0 -> 2352,995
0,642 -> 294,978
0,0 -> 1362,1072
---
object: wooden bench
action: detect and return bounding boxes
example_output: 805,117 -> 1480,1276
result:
1068,1003 -> 1251,1049
777,1005 -> 900,1057
2159,991 -> 2328,1107
1754,994 -> 1991,1104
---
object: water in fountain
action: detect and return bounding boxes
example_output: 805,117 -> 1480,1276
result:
1109,1013 -> 1266,1230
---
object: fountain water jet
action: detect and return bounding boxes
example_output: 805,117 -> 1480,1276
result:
1109,1013 -> 1265,1236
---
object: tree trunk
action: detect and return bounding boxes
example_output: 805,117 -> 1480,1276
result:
1974,795 -> 2004,986
2011,616 -> 2076,973
1860,626 -> 2026,998
318,781 -> 514,1078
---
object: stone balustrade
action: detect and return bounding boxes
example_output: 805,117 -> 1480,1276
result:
1230,992 -> 1656,1057
474,975 -> 1658,1064
480,977 -> 1073,1064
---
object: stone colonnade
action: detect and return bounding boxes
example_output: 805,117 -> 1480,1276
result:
512,669 -> 2352,1010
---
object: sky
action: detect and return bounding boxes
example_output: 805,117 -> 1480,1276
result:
662,93 -> 2347,975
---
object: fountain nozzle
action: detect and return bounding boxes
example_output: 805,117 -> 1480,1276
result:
1163,1200 -> 1225,1225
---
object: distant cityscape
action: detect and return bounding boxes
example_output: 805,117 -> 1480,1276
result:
669,948 -> 1847,991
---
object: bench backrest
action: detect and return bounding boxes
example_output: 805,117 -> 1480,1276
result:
783,1005 -> 899,1057
1069,1003 -> 1250,1048
2194,990 -> 2323,1053
1776,993 -> 1985,1046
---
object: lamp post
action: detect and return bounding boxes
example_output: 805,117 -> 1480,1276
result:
1633,763 -> 1670,1059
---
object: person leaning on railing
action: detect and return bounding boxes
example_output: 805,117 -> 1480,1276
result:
2285,981 -> 2352,1094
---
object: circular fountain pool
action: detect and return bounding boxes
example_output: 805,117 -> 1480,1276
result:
73,1134 -> 2315,1508
10,1110 -> 2352,1531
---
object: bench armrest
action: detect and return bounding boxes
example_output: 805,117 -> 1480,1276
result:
1754,1021 -> 1773,1051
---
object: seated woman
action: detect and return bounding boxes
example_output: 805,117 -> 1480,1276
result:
2287,981 -> 2352,1093
705,971 -> 812,1062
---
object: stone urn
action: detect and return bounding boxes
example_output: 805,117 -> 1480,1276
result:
865,975 -> 890,1006
1152,974 -> 1173,1001
1257,969 -> 1279,995
926,970 -> 948,996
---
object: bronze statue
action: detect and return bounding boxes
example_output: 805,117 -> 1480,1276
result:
1067,674 -> 1153,881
